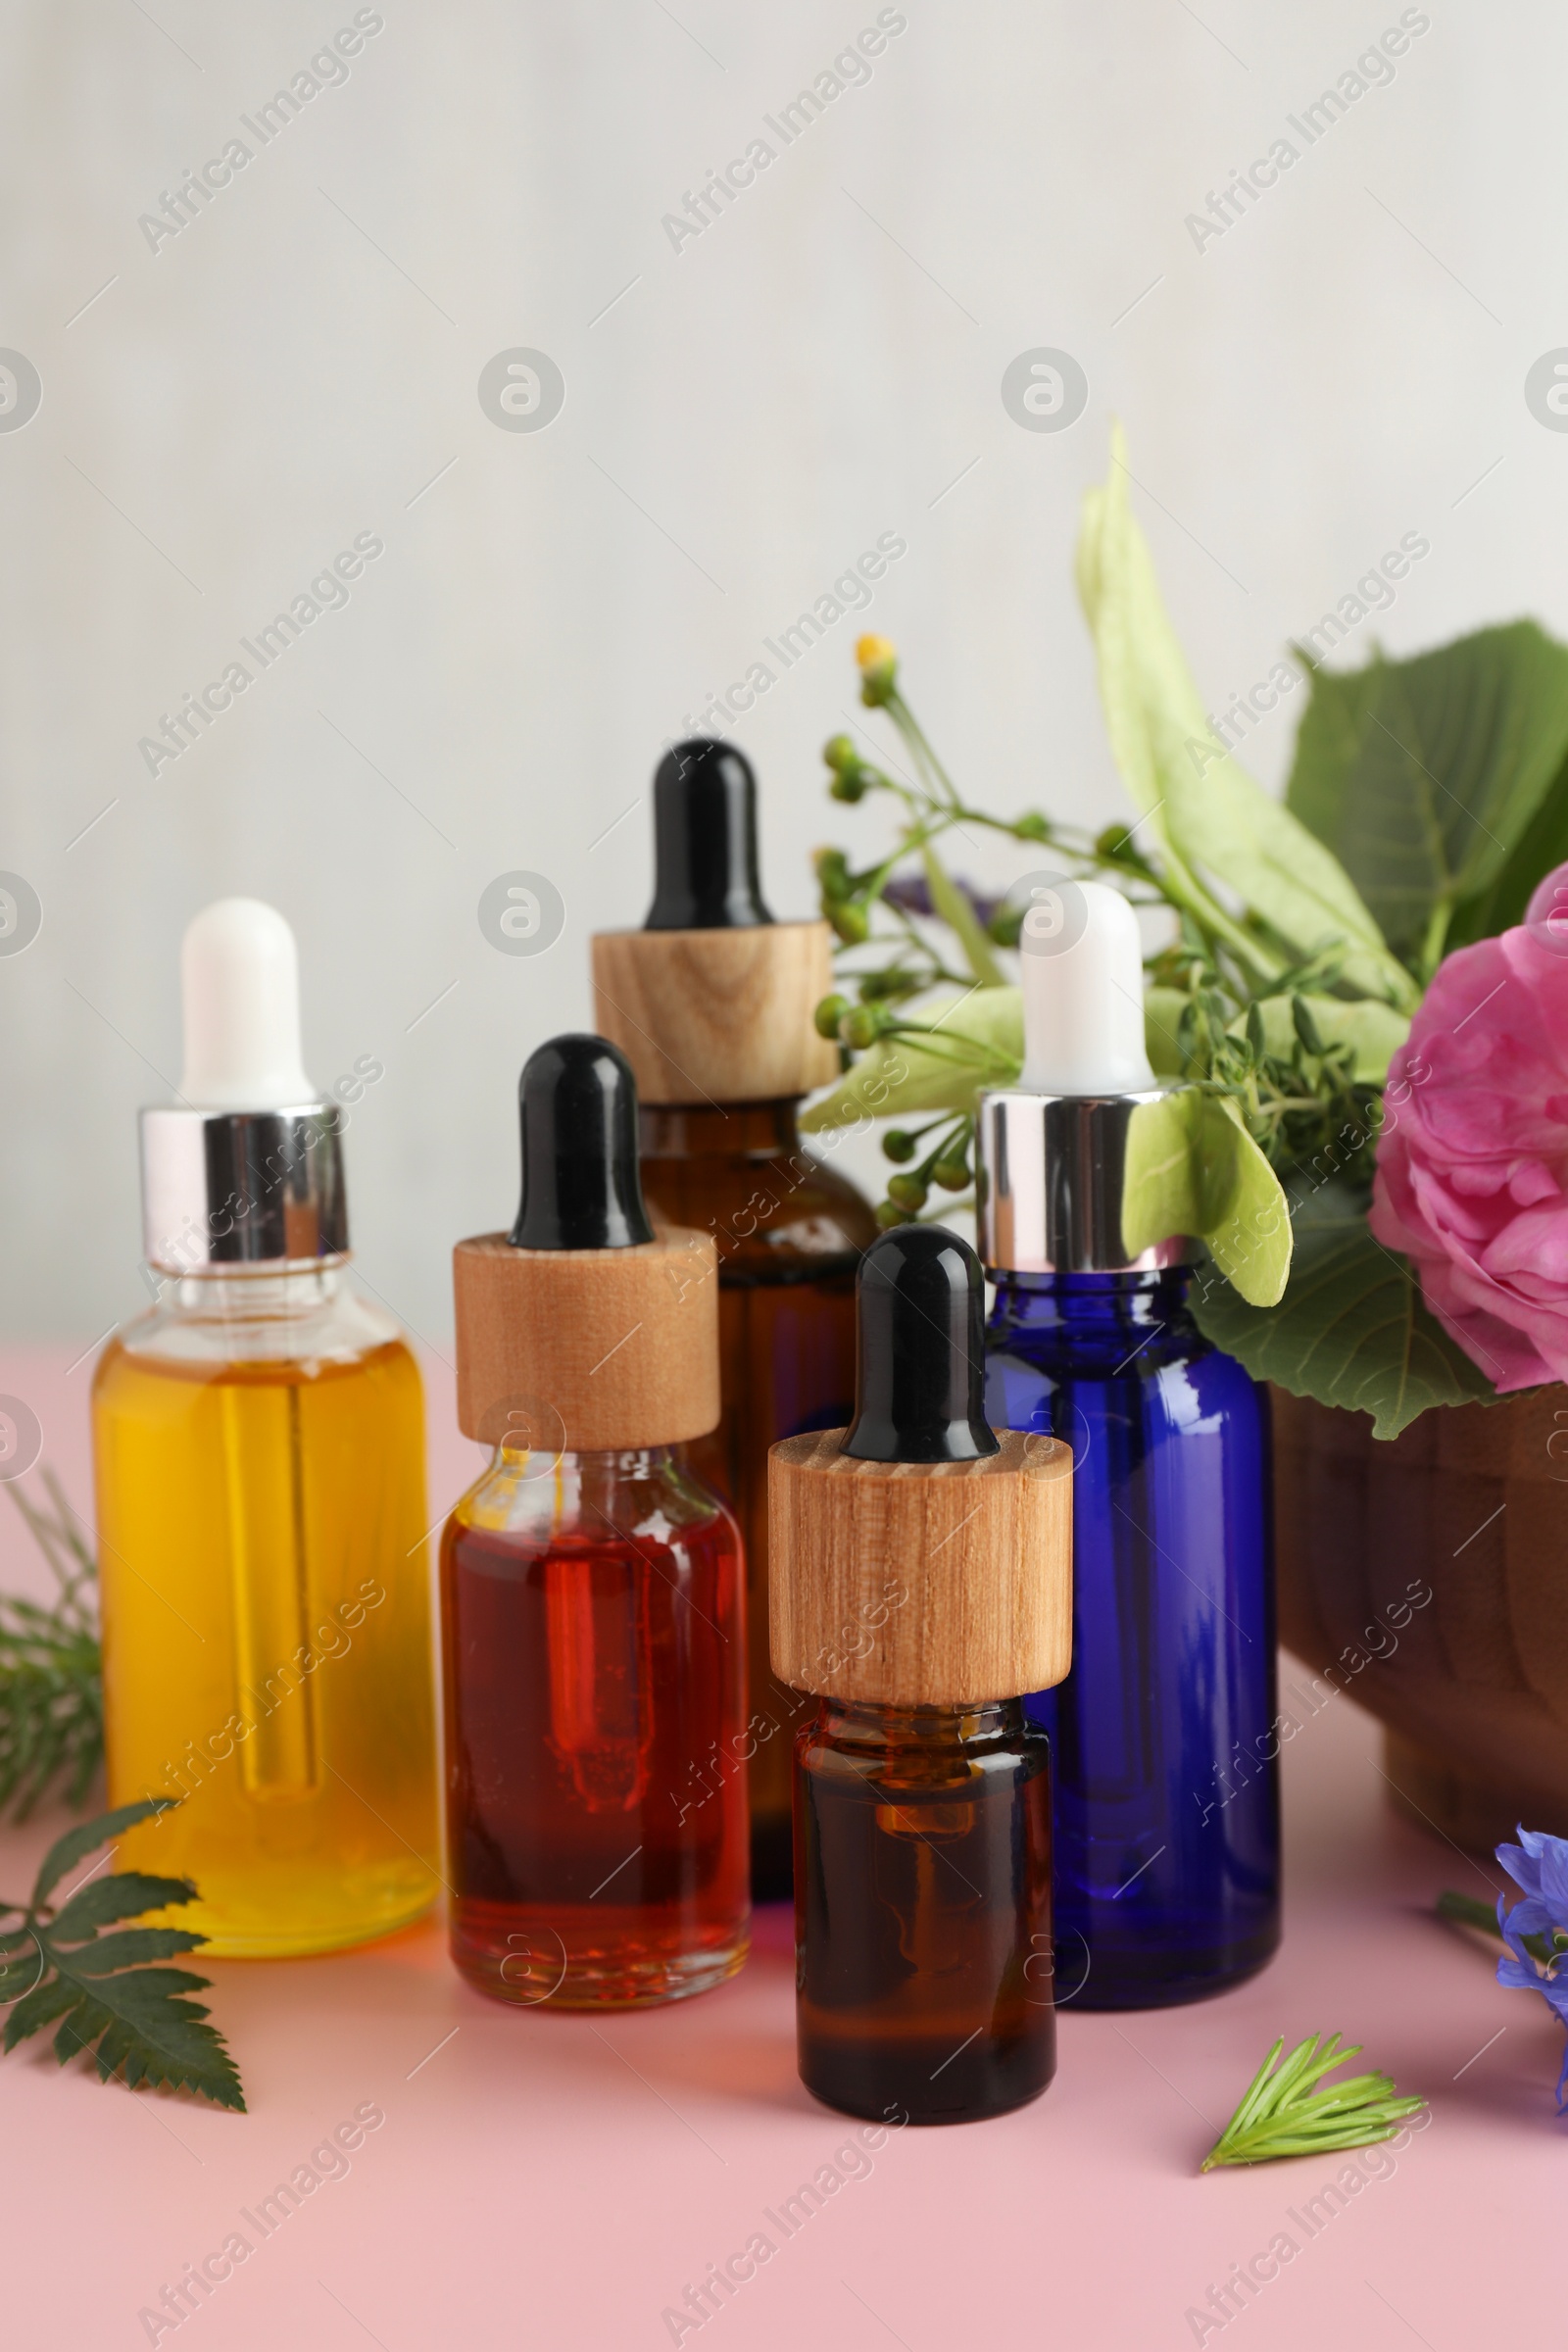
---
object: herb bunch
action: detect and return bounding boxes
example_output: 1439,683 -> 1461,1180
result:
1149,946 -> 1387,1197
811,634 -> 1387,1229
804,428 -> 1568,1437
1,1797 -> 245,2109
1,1473 -> 103,1821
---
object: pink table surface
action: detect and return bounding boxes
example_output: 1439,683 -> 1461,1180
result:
0,1340 -> 1557,2352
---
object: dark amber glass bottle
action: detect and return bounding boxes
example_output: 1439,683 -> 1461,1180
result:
795,1698 -> 1054,2123
638,1099 -> 876,1897
769,1226 -> 1074,2124
593,738 -> 876,1900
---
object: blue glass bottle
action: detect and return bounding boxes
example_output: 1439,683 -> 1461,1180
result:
983,1263 -> 1279,2008
974,873 -> 1279,2008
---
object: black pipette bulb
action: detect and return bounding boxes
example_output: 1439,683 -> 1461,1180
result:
842,1225 -> 1000,1464
644,737 -> 773,930
510,1033 -> 655,1251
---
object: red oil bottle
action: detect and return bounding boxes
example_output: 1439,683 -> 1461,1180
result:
442,1034 -> 748,2007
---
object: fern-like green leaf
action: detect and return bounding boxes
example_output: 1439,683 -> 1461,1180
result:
48,1871 -> 195,1943
30,1797 -> 176,1904
1201,2033 -> 1424,2171
0,1798 -> 245,2110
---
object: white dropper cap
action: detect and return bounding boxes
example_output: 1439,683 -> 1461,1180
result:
1018,877 -> 1155,1097
177,898 -> 316,1109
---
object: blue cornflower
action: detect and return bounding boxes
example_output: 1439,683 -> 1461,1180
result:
1495,1826 -> 1568,2107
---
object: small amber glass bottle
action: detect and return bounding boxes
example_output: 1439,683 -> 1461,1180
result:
796,1699 -> 1053,2122
770,1226 -> 1073,2124
442,1034 -> 749,2008
594,738 -> 876,1899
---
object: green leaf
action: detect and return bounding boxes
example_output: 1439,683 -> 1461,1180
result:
1292,996 -> 1325,1054
30,1797 -> 176,1907
3,1973 -> 77,2047
1123,1092 -> 1293,1307
1077,424 -> 1416,1008
1226,994 -> 1410,1083
1287,623 -> 1568,962
0,1949 -> 44,2003
1,1797 -> 244,2109
1448,740 -> 1568,947
802,987 -> 1023,1130
48,1872 -> 195,1943
1202,2033 -> 1425,2171
1188,1187 -> 1499,1438
45,1963 -> 245,2107
60,1926 -> 206,1976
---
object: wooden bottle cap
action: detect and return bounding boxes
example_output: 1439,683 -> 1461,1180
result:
591,921 -> 840,1105
453,1229 -> 720,1452
768,1428 -> 1073,1709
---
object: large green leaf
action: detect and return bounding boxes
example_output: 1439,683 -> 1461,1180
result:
1286,623 -> 1568,962
1188,1188 -> 1498,1438
1077,426 -> 1416,1008
1123,1092 -> 1292,1307
1448,740 -> 1568,947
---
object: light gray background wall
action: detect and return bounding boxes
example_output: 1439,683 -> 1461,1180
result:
0,0 -> 1553,1342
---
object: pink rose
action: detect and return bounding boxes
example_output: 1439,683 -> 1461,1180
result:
1370,861 -> 1568,1393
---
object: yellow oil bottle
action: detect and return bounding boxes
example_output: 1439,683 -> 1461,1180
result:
91,900 -> 439,1955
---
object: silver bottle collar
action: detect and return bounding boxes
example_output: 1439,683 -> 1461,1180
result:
977,1088 -> 1193,1276
139,1103 -> 348,1273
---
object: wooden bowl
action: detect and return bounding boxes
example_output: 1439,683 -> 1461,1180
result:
1270,1384 -> 1568,1850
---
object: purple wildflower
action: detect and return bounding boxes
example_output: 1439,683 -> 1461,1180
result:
1494,1826 -> 1568,2107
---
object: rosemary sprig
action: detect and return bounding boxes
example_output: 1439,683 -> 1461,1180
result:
1,1472 -> 104,1820
1200,2033 -> 1425,2172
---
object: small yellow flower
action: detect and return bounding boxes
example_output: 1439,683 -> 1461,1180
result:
855,633 -> 898,708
